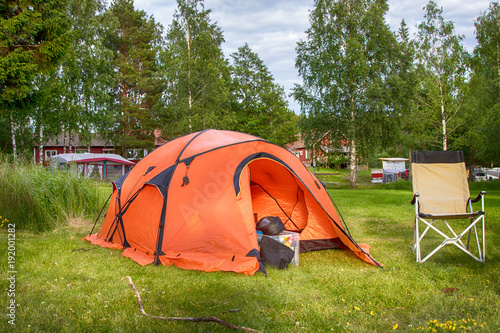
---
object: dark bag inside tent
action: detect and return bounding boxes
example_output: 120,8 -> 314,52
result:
259,235 -> 295,269
256,216 -> 285,235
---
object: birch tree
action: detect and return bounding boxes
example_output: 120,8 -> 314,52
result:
414,0 -> 470,151
294,0 -> 400,187
161,0 -> 233,137
57,0 -> 114,150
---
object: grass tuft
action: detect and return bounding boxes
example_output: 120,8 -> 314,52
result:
0,157 -> 106,232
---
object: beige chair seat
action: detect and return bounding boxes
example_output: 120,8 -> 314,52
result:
418,212 -> 483,220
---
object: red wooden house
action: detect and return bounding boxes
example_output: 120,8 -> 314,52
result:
286,138 -> 312,165
286,135 -> 350,168
33,130 -> 167,166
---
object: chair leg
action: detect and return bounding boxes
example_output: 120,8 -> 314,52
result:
474,224 -> 482,261
482,215 -> 486,263
466,227 -> 471,250
415,216 -> 485,263
414,215 -> 420,262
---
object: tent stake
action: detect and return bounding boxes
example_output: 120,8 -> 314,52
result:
121,276 -> 263,332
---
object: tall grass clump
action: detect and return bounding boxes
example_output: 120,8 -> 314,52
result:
0,158 -> 105,232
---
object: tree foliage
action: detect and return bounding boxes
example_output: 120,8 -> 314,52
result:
294,0 -> 401,187
161,0 -> 233,138
30,0 -> 114,163
102,0 -> 164,157
230,43 -> 297,146
0,0 -> 71,101
0,0 -> 71,163
1,0 -> 499,169
56,0 -> 114,147
413,0 -> 470,151
469,2 -> 500,165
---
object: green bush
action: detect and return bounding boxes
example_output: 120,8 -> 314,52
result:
0,158 -> 105,232
469,179 -> 500,192
383,179 -> 412,190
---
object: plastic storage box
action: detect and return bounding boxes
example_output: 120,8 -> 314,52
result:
257,231 -> 300,265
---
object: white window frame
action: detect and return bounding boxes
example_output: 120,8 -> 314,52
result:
45,150 -> 57,161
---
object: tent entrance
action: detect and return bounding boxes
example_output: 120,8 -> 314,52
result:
248,159 -> 308,232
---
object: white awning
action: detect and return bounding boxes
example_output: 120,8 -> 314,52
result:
51,153 -> 135,165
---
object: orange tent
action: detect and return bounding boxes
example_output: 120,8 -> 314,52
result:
85,130 -> 381,275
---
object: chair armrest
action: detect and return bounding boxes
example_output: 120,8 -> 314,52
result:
411,193 -> 419,205
471,191 -> 486,203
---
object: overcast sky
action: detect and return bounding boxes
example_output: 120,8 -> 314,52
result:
133,0 -> 492,113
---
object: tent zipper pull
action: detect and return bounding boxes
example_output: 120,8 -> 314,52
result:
182,165 -> 190,186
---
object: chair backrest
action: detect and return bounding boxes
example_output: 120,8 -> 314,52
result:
411,151 -> 470,215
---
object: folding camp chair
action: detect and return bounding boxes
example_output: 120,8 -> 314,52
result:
410,151 -> 486,263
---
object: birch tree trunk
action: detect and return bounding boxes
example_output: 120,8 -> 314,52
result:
63,129 -> 68,154
441,102 -> 447,151
9,112 -> 17,167
349,102 -> 357,188
350,138 -> 357,188
19,123 -> 25,157
439,79 -> 448,151
186,23 -> 193,132
38,112 -> 44,165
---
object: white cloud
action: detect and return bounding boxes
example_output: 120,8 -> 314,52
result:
386,0 -> 490,50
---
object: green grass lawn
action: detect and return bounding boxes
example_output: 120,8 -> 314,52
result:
1,183 -> 499,332
307,168 -> 373,185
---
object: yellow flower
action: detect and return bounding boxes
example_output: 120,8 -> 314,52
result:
392,324 -> 398,330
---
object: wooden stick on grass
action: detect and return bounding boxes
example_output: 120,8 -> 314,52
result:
121,276 -> 262,332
